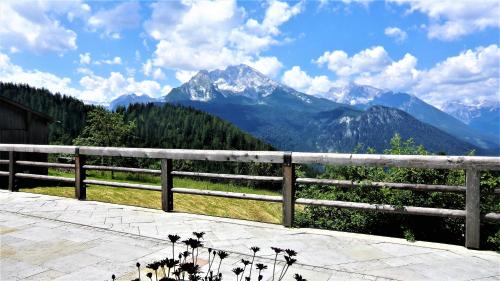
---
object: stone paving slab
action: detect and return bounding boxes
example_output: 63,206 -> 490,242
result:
1,190 -> 499,280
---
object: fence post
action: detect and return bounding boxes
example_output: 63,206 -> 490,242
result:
75,149 -> 86,200
8,151 -> 18,192
465,168 -> 480,249
161,159 -> 174,212
282,152 -> 295,227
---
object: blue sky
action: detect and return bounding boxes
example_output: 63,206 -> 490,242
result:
0,0 -> 498,108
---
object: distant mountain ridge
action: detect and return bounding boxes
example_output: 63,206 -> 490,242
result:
442,101 -> 500,139
317,84 -> 499,152
109,93 -> 159,111
156,65 -> 489,155
106,64 -> 497,155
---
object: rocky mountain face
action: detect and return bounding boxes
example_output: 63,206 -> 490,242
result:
310,106 -> 479,154
165,64 -> 344,112
442,101 -> 500,139
319,83 -> 384,105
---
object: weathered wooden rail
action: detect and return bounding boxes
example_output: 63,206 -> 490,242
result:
1,144 -> 499,249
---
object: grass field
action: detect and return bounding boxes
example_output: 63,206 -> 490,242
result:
19,169 -> 283,224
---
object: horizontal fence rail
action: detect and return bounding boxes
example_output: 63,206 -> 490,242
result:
1,143 -> 499,250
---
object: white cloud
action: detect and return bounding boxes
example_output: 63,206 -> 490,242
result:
315,46 -> 390,76
162,85 -> 173,96
342,0 -> 374,6
352,45 -> 500,107
0,1 -> 87,53
88,2 -> 141,39
152,68 -> 165,80
76,67 -> 92,75
259,0 -> 304,36
281,66 -> 336,95
79,53 -> 91,64
0,52 -> 80,97
96,57 -> 122,65
142,60 -> 153,76
355,53 -> 419,91
312,44 -> 500,108
390,0 -> 500,41
247,56 -> 283,78
175,70 -> 197,83
384,26 -> 407,43
145,0 -> 302,73
0,52 -> 171,103
413,44 -> 500,107
79,72 -> 169,102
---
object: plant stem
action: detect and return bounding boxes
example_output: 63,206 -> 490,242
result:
217,257 -> 223,276
278,265 -> 289,281
172,243 -> 175,260
272,253 -> 278,281
248,253 -> 256,279
239,264 -> 247,281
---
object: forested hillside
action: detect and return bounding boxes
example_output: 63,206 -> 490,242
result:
0,82 -> 92,144
0,83 -> 273,151
122,103 -> 273,151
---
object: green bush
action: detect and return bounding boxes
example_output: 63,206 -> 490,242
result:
295,134 -> 500,250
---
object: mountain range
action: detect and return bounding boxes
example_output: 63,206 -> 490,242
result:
442,101 -> 499,139
322,84 -> 499,150
110,64 -> 499,155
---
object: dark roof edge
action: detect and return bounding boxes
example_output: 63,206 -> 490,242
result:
0,96 -> 54,122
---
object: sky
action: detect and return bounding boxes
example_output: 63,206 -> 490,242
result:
0,0 -> 499,108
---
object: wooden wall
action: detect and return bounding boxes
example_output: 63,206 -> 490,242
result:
0,101 -> 50,185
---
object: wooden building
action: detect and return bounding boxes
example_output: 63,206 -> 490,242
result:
0,96 -> 52,144
1,96 -> 52,186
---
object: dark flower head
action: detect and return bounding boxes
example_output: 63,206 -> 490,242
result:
271,247 -> 283,254
250,246 -> 260,253
255,263 -> 267,270
294,274 -> 307,281
217,250 -> 229,260
179,262 -> 200,275
208,247 -> 213,253
182,251 -> 191,258
186,238 -> 203,249
285,249 -> 297,257
136,262 -> 141,268
192,231 -> 205,240
245,277 -> 250,281
146,262 -> 160,270
232,267 -> 244,275
241,259 -> 250,266
168,234 -> 181,243
111,274 -> 116,280
165,258 -> 178,268
146,272 -> 153,279
284,255 -> 297,266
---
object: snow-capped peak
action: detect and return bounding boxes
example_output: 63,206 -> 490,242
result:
208,64 -> 279,98
320,83 -> 384,105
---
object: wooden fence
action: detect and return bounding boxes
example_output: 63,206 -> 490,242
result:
1,144 -> 499,249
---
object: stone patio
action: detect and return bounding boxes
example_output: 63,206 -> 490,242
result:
0,190 -> 499,281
